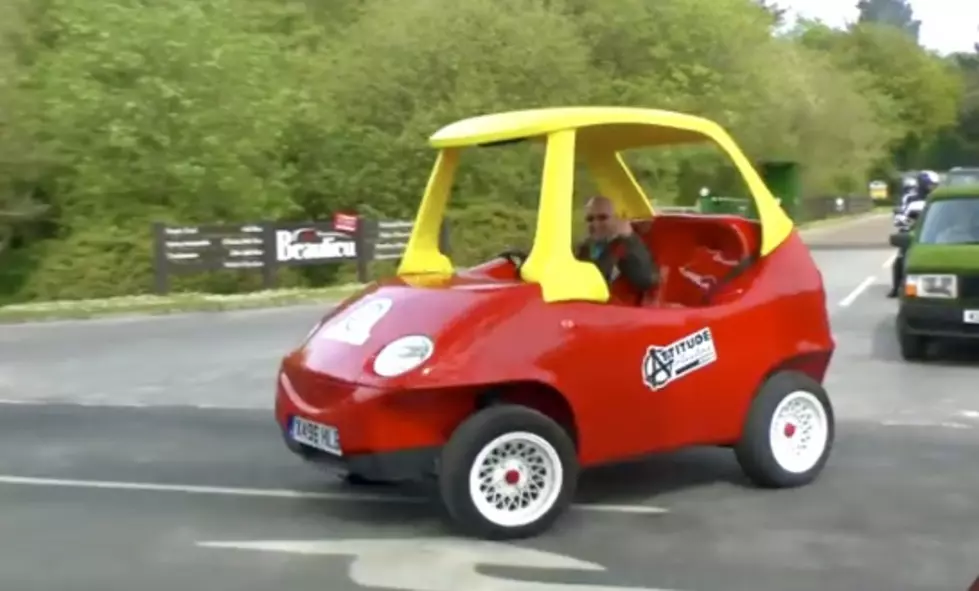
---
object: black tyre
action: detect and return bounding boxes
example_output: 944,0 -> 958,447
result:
898,327 -> 928,361
437,404 -> 578,540
735,371 -> 835,488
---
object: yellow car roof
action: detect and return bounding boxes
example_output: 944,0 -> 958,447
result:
430,107 -> 719,151
411,106 -> 794,280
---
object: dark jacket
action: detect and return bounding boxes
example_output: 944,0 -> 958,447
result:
900,187 -> 931,210
575,233 -> 658,291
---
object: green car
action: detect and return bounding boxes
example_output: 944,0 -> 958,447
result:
890,184 -> 979,360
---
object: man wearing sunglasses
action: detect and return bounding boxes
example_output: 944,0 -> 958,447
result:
574,195 -> 658,293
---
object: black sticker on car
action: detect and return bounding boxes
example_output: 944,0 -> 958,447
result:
642,327 -> 717,390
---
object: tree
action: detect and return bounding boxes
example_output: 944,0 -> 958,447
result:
856,0 -> 921,43
755,0 -> 787,27
0,0 -> 970,301
0,0 -> 50,257
925,36 -> 979,167
0,0 -> 323,299
798,20 -> 962,169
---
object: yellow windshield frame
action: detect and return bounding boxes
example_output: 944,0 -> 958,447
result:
396,107 -> 794,303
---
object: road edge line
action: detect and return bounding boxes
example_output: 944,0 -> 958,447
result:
0,474 -> 669,514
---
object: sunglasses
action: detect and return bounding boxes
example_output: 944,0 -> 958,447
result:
586,214 -> 609,223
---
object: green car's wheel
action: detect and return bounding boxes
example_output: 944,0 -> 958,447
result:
897,327 -> 928,361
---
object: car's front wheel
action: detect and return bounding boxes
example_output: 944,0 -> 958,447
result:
735,371 -> 835,488
897,327 -> 928,361
437,404 -> 578,540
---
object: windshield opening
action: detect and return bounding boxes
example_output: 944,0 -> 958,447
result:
442,140 -> 544,269
917,198 -> 979,245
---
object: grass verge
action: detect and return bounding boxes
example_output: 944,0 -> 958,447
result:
0,284 -> 363,324
796,208 -> 887,231
0,210 -> 887,324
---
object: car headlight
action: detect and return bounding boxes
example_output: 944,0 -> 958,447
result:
372,335 -> 434,377
905,274 -> 957,299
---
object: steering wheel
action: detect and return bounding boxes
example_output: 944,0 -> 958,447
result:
496,249 -> 529,269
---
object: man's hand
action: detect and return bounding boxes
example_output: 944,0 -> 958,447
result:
616,217 -> 633,236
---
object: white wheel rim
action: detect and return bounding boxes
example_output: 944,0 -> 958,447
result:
768,390 -> 829,474
468,431 -> 564,528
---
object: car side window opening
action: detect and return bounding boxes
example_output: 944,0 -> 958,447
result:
617,147 -> 758,306
445,140 -> 543,268
917,198 -> 979,245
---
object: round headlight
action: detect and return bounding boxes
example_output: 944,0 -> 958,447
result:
372,335 -> 434,377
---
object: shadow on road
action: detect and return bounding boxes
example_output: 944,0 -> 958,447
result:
330,445 -> 751,512
574,447 -> 747,503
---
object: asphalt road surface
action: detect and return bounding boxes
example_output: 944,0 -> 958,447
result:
2,213 -> 978,591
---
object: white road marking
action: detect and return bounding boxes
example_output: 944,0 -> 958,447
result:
882,252 -> 897,268
839,275 -> 878,307
197,537 -> 687,591
0,475 -> 668,514
567,503 -> 667,514
0,399 -> 253,410
958,410 -> 979,419
879,420 -> 972,430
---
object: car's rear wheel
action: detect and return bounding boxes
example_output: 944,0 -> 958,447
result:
735,371 -> 834,488
898,327 -> 928,361
437,404 -> 578,540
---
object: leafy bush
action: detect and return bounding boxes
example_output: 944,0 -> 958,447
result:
0,0 -> 974,301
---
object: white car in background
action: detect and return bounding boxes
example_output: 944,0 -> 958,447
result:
947,167 -> 979,187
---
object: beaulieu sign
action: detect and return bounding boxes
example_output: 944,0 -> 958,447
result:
275,228 -> 357,263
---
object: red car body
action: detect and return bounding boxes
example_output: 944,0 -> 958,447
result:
273,107 -> 837,539
275,214 -> 833,474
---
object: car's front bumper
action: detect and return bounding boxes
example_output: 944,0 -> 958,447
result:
273,360 -> 453,483
897,298 -> 979,339
279,429 -> 440,482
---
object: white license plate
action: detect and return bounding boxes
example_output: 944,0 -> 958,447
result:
965,310 -> 979,324
290,416 -> 341,456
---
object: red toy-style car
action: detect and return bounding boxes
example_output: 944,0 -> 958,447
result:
275,107 -> 836,540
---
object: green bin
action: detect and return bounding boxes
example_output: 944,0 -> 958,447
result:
757,161 -> 800,220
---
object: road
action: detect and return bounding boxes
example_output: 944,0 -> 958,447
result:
1,213 -> 978,591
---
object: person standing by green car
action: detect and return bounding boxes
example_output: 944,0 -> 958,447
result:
888,170 -> 940,298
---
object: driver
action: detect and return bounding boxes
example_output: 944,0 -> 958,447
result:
574,196 -> 657,292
